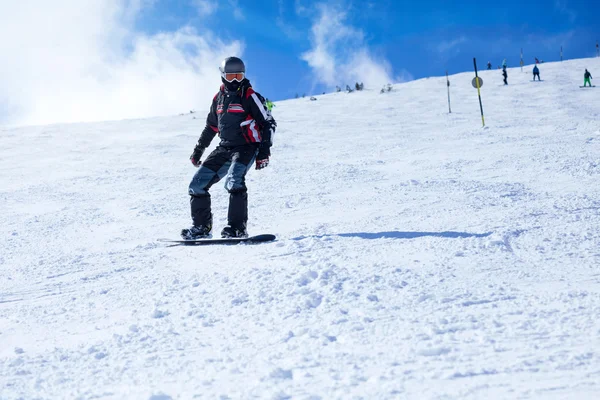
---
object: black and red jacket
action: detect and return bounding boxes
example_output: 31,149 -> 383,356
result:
196,79 -> 275,158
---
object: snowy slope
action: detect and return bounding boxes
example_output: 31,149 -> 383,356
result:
1,57 -> 600,399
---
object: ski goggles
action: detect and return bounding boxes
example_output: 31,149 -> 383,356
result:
222,71 -> 245,82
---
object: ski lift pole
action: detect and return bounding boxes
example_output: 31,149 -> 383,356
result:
446,71 -> 451,113
473,58 -> 485,127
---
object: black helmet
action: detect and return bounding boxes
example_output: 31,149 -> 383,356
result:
219,56 -> 245,91
220,57 -> 245,73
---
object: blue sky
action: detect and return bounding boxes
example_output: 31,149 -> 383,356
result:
0,0 -> 597,126
136,0 -> 598,100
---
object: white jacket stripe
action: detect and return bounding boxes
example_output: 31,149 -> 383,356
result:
251,93 -> 268,120
249,121 -> 261,142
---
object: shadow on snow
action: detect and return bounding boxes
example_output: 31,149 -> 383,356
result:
293,231 -> 492,241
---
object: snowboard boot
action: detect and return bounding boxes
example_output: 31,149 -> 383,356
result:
181,224 -> 212,240
221,225 -> 248,239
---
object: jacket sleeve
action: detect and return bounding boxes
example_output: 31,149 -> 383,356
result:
246,88 -> 276,158
196,95 -> 219,149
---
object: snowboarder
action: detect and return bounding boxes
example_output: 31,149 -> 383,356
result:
182,56 -> 276,240
533,65 -> 540,81
584,69 -> 593,87
502,66 -> 508,85
487,61 -> 492,70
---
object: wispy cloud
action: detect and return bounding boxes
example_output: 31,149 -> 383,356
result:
437,36 -> 467,55
192,0 -> 218,16
294,0 -> 310,16
193,0 -> 244,20
524,30 -> 575,52
0,0 -> 242,126
554,0 -> 577,23
229,0 -> 245,20
300,3 -> 405,89
276,0 -> 304,40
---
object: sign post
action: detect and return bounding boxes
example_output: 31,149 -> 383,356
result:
446,71 -> 451,114
520,48 -> 523,72
472,58 -> 485,127
561,46 -> 563,62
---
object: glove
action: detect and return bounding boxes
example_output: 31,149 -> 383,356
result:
255,141 -> 270,170
256,157 -> 269,170
190,146 -> 205,167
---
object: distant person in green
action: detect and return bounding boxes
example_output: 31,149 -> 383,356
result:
265,98 -> 275,112
583,69 -> 593,87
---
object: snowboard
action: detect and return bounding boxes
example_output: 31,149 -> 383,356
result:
580,85 -> 596,88
158,234 -> 276,246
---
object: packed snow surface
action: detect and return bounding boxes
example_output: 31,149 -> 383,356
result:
2,58 -> 600,399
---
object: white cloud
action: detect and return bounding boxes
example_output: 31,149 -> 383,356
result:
437,36 -> 467,55
294,0 -> 310,16
229,0 -> 245,20
554,0 -> 577,23
0,0 -> 242,126
522,30 -> 575,56
193,0 -> 218,16
276,0 -> 304,40
300,3 -> 403,90
193,0 -> 244,20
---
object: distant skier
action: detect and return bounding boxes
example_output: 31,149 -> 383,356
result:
265,98 -> 275,112
487,61 -> 492,70
502,66 -> 508,85
584,69 -> 593,87
181,56 -> 276,240
533,65 -> 541,81
535,57 -> 540,64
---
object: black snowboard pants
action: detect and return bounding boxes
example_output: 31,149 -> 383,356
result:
188,144 -> 258,229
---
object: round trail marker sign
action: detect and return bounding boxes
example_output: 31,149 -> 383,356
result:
472,77 -> 484,88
